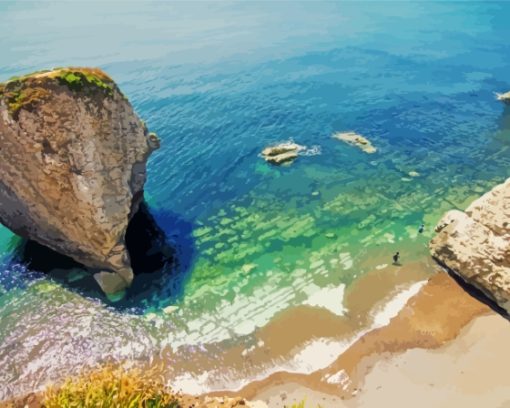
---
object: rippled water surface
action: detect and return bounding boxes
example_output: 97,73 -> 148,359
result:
1,1 -> 510,399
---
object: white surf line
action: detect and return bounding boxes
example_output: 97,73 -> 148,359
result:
170,280 -> 428,395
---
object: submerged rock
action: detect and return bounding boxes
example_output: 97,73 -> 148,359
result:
430,178 -> 510,313
333,131 -> 377,154
0,67 -> 159,293
261,142 -> 303,165
496,91 -> 510,105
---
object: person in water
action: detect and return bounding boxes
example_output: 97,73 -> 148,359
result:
393,251 -> 400,265
418,223 -> 424,234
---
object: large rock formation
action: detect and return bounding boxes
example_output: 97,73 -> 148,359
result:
430,178 -> 510,312
0,67 -> 160,293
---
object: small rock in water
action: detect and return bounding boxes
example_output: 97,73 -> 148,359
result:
332,131 -> 377,154
312,191 -> 320,196
268,150 -> 297,164
496,91 -> 510,105
163,305 -> 178,314
325,232 -> 336,239
408,171 -> 420,177
261,142 -> 304,165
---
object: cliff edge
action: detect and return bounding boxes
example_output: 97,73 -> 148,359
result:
0,67 -> 160,293
430,178 -> 510,313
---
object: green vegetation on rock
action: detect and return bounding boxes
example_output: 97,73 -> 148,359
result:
0,80 -> 51,119
54,69 -> 114,95
0,67 -> 117,119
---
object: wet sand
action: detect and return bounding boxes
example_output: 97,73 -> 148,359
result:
232,272 -> 508,407
251,313 -> 510,408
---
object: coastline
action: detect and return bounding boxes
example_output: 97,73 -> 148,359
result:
0,259 -> 436,408
160,257 -> 436,396
3,255 -> 506,408
220,271 -> 507,407
247,313 -> 510,408
0,254 -> 435,402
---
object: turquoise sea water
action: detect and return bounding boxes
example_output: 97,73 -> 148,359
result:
0,0 -> 510,398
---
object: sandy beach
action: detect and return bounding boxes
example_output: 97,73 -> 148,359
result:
231,272 -> 510,407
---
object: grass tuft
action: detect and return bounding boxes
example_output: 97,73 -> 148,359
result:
55,69 -> 114,95
43,365 -> 181,408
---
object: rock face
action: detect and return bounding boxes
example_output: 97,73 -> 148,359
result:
496,91 -> 510,105
0,68 -> 160,293
333,131 -> 376,154
261,142 -> 303,165
430,178 -> 510,312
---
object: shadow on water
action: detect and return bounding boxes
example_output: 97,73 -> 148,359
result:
10,202 -> 196,313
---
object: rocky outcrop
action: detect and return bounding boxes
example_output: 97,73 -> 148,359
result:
496,91 -> 510,105
0,68 -> 160,293
333,131 -> 376,154
430,178 -> 510,312
261,142 -> 303,165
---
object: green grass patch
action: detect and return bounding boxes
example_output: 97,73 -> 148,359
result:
43,365 -> 181,408
55,69 -> 114,95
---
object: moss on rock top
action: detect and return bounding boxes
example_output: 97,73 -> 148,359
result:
53,67 -> 114,94
0,67 -> 117,119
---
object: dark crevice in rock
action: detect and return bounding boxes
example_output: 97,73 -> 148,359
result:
125,201 -> 175,275
41,139 -> 57,155
16,239 -> 86,272
434,259 -> 510,321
